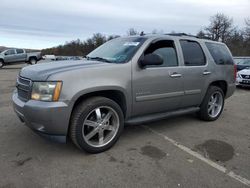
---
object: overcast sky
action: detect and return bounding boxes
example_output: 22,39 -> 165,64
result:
0,0 -> 249,49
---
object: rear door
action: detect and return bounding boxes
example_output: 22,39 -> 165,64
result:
15,49 -> 27,62
132,39 -> 184,116
178,39 -> 209,107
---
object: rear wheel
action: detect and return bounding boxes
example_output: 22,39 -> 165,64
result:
198,86 -> 224,121
70,97 -> 124,153
29,57 -> 37,65
0,59 -> 4,68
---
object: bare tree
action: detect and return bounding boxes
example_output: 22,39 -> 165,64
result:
107,35 -> 120,41
127,28 -> 138,36
92,33 -> 106,47
245,18 -> 250,38
205,13 -> 233,42
196,30 -> 207,38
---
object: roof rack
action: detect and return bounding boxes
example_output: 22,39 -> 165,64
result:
165,33 -> 212,40
165,33 -> 199,38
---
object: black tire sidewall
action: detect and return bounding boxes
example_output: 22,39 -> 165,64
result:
0,60 -> 4,68
199,86 -> 225,121
72,97 -> 124,153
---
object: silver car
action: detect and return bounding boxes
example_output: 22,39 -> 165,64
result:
0,48 -> 42,68
12,34 -> 236,153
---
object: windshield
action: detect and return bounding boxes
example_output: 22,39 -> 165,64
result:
234,58 -> 250,65
87,37 -> 146,63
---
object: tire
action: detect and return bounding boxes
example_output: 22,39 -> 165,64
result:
29,57 -> 37,65
0,59 -> 4,69
198,86 -> 225,121
70,97 -> 124,153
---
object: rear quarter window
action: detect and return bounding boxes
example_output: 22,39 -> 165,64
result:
205,42 -> 233,65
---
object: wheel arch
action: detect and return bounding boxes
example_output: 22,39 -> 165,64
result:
70,89 -> 128,119
208,80 -> 228,96
28,56 -> 37,61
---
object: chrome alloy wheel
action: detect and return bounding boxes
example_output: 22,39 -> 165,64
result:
208,91 -> 223,118
82,106 -> 119,148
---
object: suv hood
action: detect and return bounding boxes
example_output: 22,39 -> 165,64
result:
238,68 -> 250,75
20,60 -> 108,80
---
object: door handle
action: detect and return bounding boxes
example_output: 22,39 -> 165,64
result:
203,71 -> 211,75
170,73 -> 182,78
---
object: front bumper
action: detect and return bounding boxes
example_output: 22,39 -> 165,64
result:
12,90 -> 71,143
236,78 -> 250,87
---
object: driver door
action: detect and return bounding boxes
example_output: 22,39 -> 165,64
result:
132,39 -> 184,116
4,49 -> 16,63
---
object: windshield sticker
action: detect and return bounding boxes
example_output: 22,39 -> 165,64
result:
123,42 -> 140,46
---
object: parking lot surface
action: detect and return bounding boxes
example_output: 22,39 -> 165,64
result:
0,63 -> 250,188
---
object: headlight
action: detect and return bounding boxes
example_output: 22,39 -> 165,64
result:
237,73 -> 241,78
31,81 -> 62,101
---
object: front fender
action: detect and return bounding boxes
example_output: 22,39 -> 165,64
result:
67,86 -> 131,119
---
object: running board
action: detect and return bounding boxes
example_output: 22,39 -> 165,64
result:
125,107 -> 200,125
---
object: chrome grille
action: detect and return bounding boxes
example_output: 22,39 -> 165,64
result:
241,74 -> 250,79
16,76 -> 32,102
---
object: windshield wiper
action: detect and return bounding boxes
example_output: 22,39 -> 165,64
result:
86,56 -> 112,63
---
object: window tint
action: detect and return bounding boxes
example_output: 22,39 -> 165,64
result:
144,40 -> 178,67
16,49 -> 24,54
180,40 -> 206,66
205,42 -> 233,65
5,49 -> 15,55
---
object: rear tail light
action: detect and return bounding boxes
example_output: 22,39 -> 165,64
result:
234,64 -> 237,81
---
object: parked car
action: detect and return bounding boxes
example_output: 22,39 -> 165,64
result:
42,55 -> 56,61
233,56 -> 250,71
69,56 -> 81,60
55,56 -> 81,61
13,34 -> 236,153
236,67 -> 250,87
0,49 -> 42,68
55,56 -> 67,61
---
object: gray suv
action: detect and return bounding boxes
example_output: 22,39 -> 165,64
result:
12,34 -> 236,153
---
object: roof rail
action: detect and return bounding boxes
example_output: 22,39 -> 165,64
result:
165,33 -> 199,38
165,33 -> 212,40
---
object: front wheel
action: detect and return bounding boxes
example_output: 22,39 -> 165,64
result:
0,59 -> 4,69
198,86 -> 225,121
70,97 -> 124,153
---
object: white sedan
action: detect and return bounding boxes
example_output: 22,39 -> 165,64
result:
236,67 -> 250,87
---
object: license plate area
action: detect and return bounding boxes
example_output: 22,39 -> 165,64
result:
242,80 -> 250,84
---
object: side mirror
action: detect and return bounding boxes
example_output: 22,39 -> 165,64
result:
139,53 -> 163,67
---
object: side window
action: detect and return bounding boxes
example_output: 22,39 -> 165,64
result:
205,42 -> 234,65
5,49 -> 16,56
144,40 -> 178,67
16,49 -> 24,54
180,40 -> 206,66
